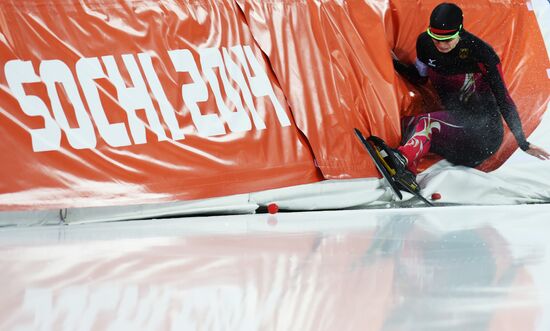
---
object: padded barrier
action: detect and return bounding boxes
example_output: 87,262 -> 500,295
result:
0,0 -> 548,211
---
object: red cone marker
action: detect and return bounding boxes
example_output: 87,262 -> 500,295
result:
267,203 -> 279,214
431,193 -> 442,200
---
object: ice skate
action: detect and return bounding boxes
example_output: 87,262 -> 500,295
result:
355,129 -> 433,206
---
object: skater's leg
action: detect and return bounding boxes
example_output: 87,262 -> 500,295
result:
397,111 -> 465,173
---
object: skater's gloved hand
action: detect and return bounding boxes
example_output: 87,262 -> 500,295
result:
525,144 -> 550,160
391,51 -> 428,85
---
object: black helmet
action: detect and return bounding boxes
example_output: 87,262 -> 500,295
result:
427,3 -> 463,40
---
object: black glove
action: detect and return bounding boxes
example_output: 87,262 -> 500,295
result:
393,59 -> 428,85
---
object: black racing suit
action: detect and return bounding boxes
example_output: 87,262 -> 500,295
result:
394,30 -> 529,167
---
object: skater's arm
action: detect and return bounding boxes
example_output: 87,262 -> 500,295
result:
484,63 -> 530,151
392,58 -> 429,85
485,63 -> 550,158
391,35 -> 430,85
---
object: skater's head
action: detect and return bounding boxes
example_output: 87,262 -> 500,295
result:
427,3 -> 463,53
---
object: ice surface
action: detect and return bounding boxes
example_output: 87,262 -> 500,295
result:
0,204 -> 549,330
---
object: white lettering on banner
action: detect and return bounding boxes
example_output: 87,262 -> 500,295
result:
102,54 -> 169,145
138,52 -> 186,141
242,46 -> 290,127
40,60 -> 97,149
200,47 -> 252,133
168,49 -> 226,137
4,60 -> 62,152
223,46 -> 266,130
76,57 -> 132,147
3,45 -> 291,152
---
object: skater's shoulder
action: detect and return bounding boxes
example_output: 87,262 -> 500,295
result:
459,30 -> 500,64
461,31 -> 496,52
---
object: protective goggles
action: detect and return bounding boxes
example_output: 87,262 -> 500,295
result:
427,24 -> 462,41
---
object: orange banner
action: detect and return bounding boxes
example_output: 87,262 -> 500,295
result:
237,0 -> 402,179
0,0 -> 322,210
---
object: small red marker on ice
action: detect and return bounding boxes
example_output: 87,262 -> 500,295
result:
267,203 -> 279,214
431,193 -> 442,200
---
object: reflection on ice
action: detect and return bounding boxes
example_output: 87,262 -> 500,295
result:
0,204 -> 548,331
363,215 -> 540,331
